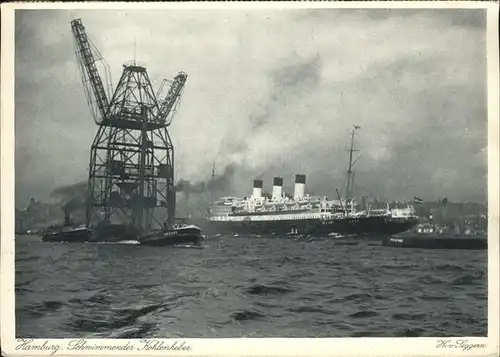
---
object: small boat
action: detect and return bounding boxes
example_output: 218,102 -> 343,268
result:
139,224 -> 204,247
382,233 -> 487,250
42,226 -> 92,243
42,210 -> 92,243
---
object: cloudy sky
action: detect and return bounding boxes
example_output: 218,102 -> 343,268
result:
14,8 -> 487,208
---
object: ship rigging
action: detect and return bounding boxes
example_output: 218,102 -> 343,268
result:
345,125 -> 361,204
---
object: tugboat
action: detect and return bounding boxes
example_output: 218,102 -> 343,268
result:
42,226 -> 92,242
382,220 -> 487,250
42,210 -> 92,243
139,218 -> 205,246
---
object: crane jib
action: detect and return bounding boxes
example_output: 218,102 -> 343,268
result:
158,73 -> 188,124
71,18 -> 110,124
71,18 -> 188,128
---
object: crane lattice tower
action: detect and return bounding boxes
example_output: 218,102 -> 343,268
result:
71,19 -> 187,234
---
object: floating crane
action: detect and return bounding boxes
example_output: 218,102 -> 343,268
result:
71,18 -> 187,236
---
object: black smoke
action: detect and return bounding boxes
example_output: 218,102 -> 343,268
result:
175,164 -> 236,194
50,181 -> 87,213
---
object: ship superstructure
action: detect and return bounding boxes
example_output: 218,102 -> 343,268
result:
210,176 -> 345,219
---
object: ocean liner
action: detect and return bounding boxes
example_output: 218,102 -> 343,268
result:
205,176 -> 418,236
201,127 -> 419,237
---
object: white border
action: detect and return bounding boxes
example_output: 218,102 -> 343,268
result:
1,2 -> 499,357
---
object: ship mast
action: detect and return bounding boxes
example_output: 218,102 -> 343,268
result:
345,125 -> 360,203
206,161 -> 216,216
210,161 -> 216,203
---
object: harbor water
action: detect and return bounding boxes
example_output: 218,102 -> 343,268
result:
15,234 -> 487,338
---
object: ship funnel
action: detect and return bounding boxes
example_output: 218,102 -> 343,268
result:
64,209 -> 70,226
294,174 -> 306,200
272,177 -> 283,200
252,179 -> 263,198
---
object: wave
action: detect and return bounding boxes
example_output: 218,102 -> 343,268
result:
68,302 -> 169,333
95,240 -> 140,245
15,255 -> 40,263
418,295 -> 450,301
22,300 -> 65,318
105,323 -> 157,338
434,263 -> 466,272
349,310 -> 379,318
392,312 -> 427,321
69,292 -> 114,306
419,274 -> 446,285
231,309 -> 267,321
245,283 -> 294,295
286,305 -> 339,315
396,327 -> 426,337
343,292 -> 375,302
452,273 -> 485,286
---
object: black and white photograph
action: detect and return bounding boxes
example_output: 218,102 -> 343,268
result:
1,1 -> 499,355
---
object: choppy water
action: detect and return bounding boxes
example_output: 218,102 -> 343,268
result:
15,234 -> 487,338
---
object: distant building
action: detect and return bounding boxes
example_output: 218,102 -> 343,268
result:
15,197 -> 74,232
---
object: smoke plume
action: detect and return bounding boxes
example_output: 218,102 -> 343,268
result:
50,181 -> 87,213
175,164 -> 236,194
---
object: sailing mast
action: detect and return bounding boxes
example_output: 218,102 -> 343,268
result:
345,125 -> 361,205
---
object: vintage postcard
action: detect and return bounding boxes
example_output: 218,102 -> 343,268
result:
1,1 -> 499,356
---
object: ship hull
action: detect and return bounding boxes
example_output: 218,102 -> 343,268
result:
42,228 -> 93,243
195,218 -> 320,236
139,226 -> 204,246
190,215 -> 418,237
318,216 -> 419,236
382,234 -> 487,250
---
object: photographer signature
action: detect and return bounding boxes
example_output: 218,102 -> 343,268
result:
436,339 -> 486,352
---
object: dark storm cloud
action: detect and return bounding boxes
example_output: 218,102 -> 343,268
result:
14,8 -> 488,207
15,10 -> 97,207
273,55 -> 322,89
247,55 -> 322,132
